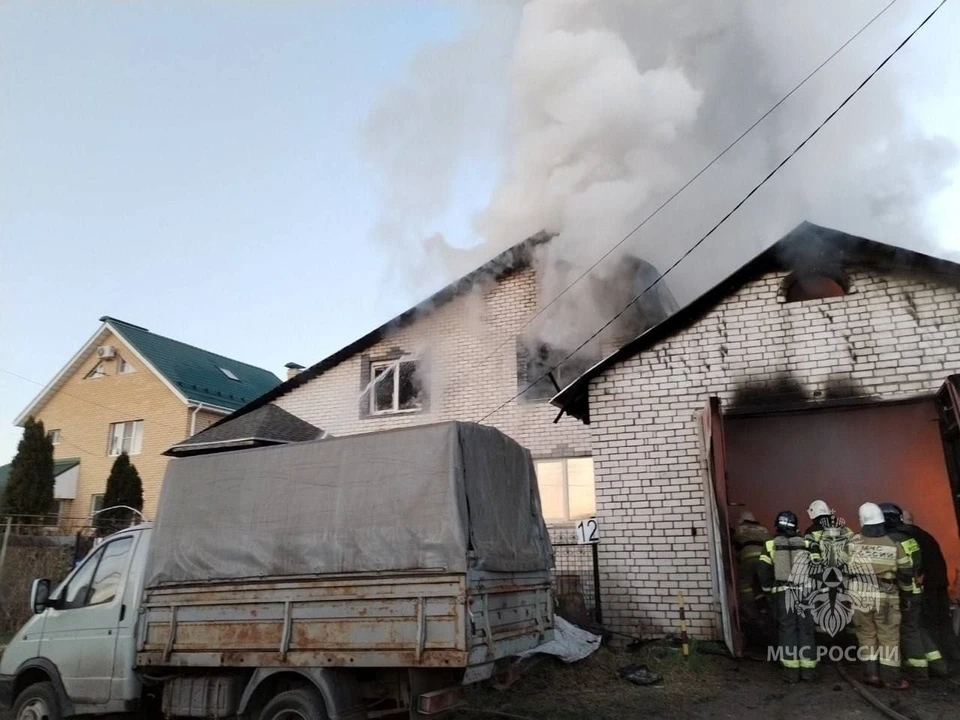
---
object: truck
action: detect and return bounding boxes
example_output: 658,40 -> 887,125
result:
0,422 -> 555,719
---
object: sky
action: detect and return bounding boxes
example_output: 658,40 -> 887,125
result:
1,0 -> 959,463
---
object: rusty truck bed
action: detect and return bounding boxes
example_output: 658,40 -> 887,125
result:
136,570 -> 553,670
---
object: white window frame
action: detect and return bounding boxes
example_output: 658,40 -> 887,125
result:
117,356 -> 136,374
90,493 -> 105,519
534,457 -> 596,523
107,420 -> 143,456
369,357 -> 422,415
48,429 -> 61,445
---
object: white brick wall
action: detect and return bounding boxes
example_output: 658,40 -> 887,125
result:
275,267 -> 591,460
587,267 -> 960,640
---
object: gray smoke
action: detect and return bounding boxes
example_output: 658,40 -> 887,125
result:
362,0 -> 958,354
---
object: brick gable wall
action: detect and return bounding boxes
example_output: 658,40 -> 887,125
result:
587,266 -> 960,640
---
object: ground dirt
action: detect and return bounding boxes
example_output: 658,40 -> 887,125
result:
453,643 -> 960,720
1,643 -> 957,719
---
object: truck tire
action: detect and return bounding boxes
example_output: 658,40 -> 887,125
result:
258,687 -> 329,720
12,681 -> 62,720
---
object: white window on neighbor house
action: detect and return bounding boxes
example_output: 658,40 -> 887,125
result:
371,358 -> 422,414
219,367 -> 240,381
48,429 -> 61,445
85,361 -> 107,379
117,356 -> 136,374
90,493 -> 105,518
534,457 -> 596,523
107,420 -> 143,456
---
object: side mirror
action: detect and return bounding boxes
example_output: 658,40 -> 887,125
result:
30,578 -> 52,615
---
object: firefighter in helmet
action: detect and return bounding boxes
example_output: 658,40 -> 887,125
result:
879,502 -> 948,678
850,503 -> 914,689
758,510 -> 819,683
733,510 -> 772,647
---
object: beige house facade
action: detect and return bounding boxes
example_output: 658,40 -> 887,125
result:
9,317 -> 280,522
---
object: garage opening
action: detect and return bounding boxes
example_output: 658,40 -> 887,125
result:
715,393 -> 960,654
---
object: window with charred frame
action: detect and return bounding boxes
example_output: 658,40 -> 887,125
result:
359,350 -> 429,417
517,339 -> 599,402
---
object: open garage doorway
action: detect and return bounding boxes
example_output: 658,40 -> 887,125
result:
724,398 -> 960,594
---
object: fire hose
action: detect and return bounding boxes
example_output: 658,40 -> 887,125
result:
835,664 -> 912,720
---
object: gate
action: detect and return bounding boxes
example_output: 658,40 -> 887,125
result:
552,542 -> 602,625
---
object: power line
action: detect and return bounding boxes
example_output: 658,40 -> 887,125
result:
0,367 -> 196,441
472,0 -> 898,367
476,0 -> 949,424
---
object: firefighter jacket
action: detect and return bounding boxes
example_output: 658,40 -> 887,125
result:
757,534 -> 818,595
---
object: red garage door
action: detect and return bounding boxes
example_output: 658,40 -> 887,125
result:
724,399 -> 960,593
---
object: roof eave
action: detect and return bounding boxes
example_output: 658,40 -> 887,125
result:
14,323 -> 111,426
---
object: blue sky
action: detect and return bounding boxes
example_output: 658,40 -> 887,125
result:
1,0 -> 959,464
0,1 -> 494,461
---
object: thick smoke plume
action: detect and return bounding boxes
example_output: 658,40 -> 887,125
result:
363,0 -> 958,359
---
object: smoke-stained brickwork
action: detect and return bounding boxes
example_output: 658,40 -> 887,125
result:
275,267 -> 591,460
586,265 -> 960,640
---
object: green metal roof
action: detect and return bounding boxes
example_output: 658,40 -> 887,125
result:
0,457 -> 80,498
101,317 -> 281,411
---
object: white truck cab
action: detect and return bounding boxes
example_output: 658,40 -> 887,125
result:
0,525 -> 151,719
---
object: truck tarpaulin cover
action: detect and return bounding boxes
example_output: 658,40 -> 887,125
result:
146,422 -> 553,586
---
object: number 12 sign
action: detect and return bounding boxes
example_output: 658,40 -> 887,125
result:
575,518 -> 599,544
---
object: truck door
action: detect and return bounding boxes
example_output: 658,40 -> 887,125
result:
935,376 -> 960,535
40,535 -> 136,705
698,396 -> 742,657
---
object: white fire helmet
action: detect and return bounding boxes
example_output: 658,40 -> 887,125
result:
859,502 -> 885,527
807,500 -> 832,520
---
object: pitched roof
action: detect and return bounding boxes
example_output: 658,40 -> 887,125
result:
14,318 -> 282,425
165,404 -> 323,456
552,222 -> 960,421
0,457 -> 81,498
203,232 -> 552,430
103,318 -> 281,410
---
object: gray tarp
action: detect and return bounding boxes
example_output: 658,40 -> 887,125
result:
146,421 -> 553,587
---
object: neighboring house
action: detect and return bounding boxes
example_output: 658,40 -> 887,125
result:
186,235 -> 676,536
9,316 -> 281,522
552,222 -> 960,650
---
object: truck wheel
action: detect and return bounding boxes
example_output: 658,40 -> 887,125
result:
258,687 -> 329,720
13,681 -> 62,720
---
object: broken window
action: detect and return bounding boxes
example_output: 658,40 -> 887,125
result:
85,361 -> 107,379
784,272 -> 848,303
370,358 -> 423,414
534,457 -> 596,523
517,340 -> 600,402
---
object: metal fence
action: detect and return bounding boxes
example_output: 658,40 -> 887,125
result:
553,542 -> 602,625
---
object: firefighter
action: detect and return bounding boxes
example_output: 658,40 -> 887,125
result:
880,503 -> 950,677
733,511 -> 772,646
758,510 -> 819,683
901,509 -> 960,666
804,499 -> 854,542
851,503 -> 913,689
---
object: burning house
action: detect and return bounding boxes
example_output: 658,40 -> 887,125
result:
553,221 -> 960,652
179,233 -> 676,551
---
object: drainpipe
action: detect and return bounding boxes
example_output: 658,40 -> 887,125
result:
190,402 -> 208,436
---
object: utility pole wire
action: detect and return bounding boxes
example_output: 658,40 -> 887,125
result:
472,0 -> 898,367
476,0 -> 950,424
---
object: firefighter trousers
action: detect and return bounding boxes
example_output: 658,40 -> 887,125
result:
773,592 -> 817,681
901,594 -> 949,677
853,594 -> 901,682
